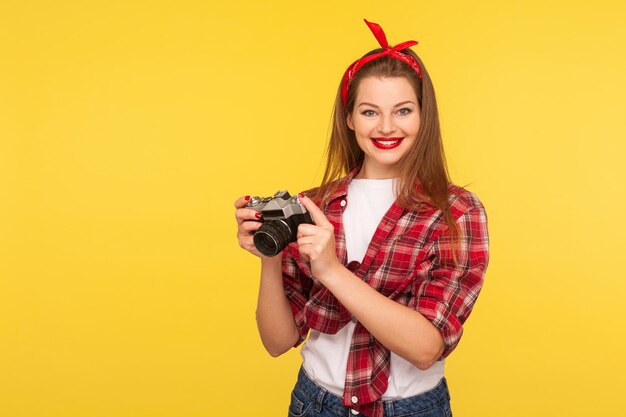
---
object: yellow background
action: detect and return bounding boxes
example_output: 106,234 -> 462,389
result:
1,1 -> 625,416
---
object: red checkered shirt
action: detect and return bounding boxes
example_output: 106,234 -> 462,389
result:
282,168 -> 489,417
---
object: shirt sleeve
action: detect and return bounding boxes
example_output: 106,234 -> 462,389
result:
281,244 -> 313,347
414,204 -> 490,358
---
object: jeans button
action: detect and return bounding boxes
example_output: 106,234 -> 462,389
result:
351,410 -> 359,415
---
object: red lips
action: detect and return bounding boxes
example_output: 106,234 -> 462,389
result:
371,137 -> 404,150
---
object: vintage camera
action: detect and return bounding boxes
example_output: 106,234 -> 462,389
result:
246,191 -> 314,256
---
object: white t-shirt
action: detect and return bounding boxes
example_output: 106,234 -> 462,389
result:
301,178 -> 444,399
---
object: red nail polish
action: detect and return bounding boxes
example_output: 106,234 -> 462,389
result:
255,212 -> 262,219
298,193 -> 305,198
244,195 -> 251,201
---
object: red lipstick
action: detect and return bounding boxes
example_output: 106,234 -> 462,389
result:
371,137 -> 404,150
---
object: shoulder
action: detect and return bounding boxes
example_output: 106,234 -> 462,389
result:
446,183 -> 487,220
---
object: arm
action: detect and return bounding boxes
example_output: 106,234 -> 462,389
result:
255,254 -> 300,357
297,195 -> 489,369
233,196 -> 300,357
296,195 -> 442,369
414,206 -> 489,358
316,265 -> 444,370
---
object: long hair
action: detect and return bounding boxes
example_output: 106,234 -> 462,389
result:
310,47 -> 460,249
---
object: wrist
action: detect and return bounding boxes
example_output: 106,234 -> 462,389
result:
261,252 -> 282,266
315,259 -> 345,285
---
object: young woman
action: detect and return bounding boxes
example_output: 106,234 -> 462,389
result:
234,19 -> 489,417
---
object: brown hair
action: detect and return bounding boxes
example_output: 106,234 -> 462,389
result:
310,47 -> 460,251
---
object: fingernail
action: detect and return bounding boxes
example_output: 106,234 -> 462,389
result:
244,195 -> 251,201
298,193 -> 305,198
255,212 -> 262,219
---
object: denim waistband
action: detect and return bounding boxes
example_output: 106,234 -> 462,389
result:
294,366 -> 450,416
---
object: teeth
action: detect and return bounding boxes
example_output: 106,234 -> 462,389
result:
374,139 -> 401,145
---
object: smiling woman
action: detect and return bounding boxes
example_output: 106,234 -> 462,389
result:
347,77 -> 421,179
234,19 -> 489,417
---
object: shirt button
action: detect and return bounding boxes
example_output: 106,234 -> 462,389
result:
340,199 -> 347,207
351,395 -> 358,404
351,410 -> 359,415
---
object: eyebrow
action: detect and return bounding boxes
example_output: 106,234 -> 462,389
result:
357,100 -> 416,108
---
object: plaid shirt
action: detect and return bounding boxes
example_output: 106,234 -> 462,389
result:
282,168 -> 489,417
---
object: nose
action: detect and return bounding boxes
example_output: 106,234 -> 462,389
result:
377,114 -> 396,135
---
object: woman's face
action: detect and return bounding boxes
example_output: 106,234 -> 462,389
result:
347,76 -> 421,179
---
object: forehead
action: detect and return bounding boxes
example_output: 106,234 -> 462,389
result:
354,77 -> 417,105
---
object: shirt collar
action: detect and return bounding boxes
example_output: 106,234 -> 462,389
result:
323,166 -> 426,209
324,165 -> 362,203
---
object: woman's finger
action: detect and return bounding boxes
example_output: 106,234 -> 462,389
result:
297,223 -> 319,236
240,219 -> 263,232
234,195 -> 252,209
236,208 -> 263,224
297,236 -> 315,246
298,195 -> 333,229
237,232 -> 263,255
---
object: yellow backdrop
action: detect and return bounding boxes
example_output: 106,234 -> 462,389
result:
1,1 -> 625,416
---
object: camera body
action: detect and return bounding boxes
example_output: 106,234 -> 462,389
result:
246,191 -> 314,256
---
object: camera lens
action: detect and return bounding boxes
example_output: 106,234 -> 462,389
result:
253,220 -> 293,257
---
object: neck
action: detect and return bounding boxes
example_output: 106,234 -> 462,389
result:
355,165 -> 398,180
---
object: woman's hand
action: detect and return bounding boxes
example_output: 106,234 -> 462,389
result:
296,194 -> 342,282
234,195 -> 266,258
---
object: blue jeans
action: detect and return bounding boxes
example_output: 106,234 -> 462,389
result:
288,367 -> 453,417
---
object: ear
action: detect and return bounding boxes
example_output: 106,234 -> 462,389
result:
346,113 -> 354,131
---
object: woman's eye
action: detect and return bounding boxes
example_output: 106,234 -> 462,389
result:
398,108 -> 412,116
361,110 -> 376,117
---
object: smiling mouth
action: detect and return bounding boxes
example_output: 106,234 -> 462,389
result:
371,137 -> 404,149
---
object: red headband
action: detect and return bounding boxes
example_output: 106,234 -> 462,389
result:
341,19 -> 422,107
